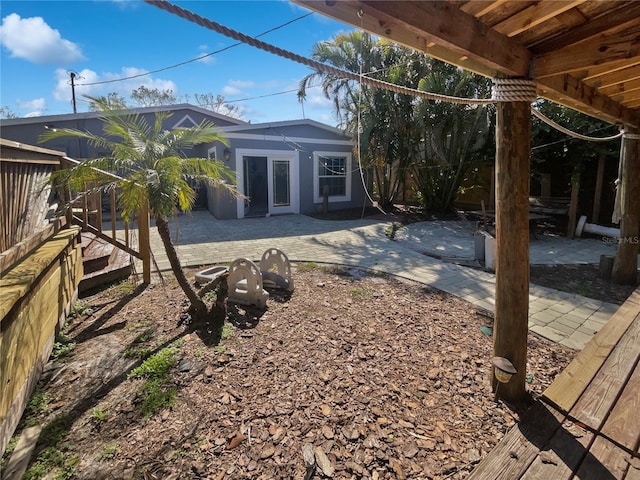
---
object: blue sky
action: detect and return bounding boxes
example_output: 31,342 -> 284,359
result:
0,0 -> 355,125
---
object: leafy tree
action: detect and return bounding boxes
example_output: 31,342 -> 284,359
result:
88,92 -> 128,111
299,32 -> 493,212
531,100 -> 619,194
192,93 -> 243,120
0,106 -> 18,118
412,63 -> 494,213
39,96 -> 236,326
130,86 -> 177,107
300,32 -> 429,208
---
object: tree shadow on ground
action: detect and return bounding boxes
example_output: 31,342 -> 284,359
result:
69,283 -> 149,343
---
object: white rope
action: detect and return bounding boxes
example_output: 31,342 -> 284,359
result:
531,108 -> 624,142
355,10 -> 386,216
491,78 -> 537,103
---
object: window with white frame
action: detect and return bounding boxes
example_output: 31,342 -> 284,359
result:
207,146 -> 217,160
313,151 -> 351,203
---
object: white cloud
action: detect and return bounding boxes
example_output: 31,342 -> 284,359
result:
228,80 -> 256,89
222,85 -> 243,96
305,92 -> 332,108
16,98 -> 47,117
0,13 -> 84,65
53,67 -> 177,107
196,45 -> 216,65
221,79 -> 259,98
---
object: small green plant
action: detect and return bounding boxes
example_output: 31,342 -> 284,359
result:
320,264 -> 342,274
127,319 -> 153,332
202,290 -> 217,302
91,407 -> 109,422
68,299 -> 92,319
351,287 -> 369,298
101,444 -> 118,460
132,329 -> 155,344
214,345 -> 226,354
128,345 -> 179,380
296,262 -> 318,272
124,346 -> 152,359
385,222 -> 401,240
128,341 -> 182,418
24,449 -> 79,480
138,379 -> 178,419
23,415 -> 76,480
51,333 -> 76,361
194,348 -> 205,358
24,389 -> 51,425
1,436 -> 18,468
574,284 -> 592,297
107,279 -> 135,299
369,269 -> 387,278
221,323 -> 234,340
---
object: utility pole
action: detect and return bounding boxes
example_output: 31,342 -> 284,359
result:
70,72 -> 77,113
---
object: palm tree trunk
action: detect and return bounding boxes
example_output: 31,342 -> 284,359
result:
155,217 -> 207,318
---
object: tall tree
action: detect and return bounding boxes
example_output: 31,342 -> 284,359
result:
130,86 -> 177,107
412,63 -> 494,213
88,92 -> 128,111
530,100 -> 619,201
0,106 -> 18,119
40,96 -> 236,324
299,32 -> 492,212
299,32 -> 429,208
192,93 -> 243,120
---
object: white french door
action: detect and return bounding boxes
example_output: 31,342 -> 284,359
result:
235,149 -> 299,218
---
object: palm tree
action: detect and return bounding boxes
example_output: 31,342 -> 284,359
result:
299,32 -> 432,208
40,96 -> 236,322
412,63 -> 494,213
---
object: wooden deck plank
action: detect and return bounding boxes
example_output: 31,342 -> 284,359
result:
519,418 -> 593,480
624,457 -> 640,480
569,314 -> 640,431
543,289 -> 640,413
574,436 -> 631,479
601,356 -> 640,452
466,402 -> 565,479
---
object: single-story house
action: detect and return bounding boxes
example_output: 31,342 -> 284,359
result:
0,105 -> 366,219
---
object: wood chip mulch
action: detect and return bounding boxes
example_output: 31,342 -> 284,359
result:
11,266 -> 576,480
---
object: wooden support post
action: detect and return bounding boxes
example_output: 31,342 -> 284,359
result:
110,188 -> 116,241
566,171 -> 580,238
612,128 -> 640,285
493,98 -> 531,404
138,201 -> 152,284
592,155 -> 605,223
489,166 -> 495,209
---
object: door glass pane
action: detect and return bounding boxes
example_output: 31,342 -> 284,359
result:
272,160 -> 290,206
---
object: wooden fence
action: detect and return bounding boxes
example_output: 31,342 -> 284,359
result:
0,140 -> 150,454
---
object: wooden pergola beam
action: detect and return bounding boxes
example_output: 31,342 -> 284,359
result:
538,74 -> 639,126
531,1 -> 640,54
294,0 -> 640,128
296,0 -> 531,78
492,0 -> 586,38
535,22 -> 640,79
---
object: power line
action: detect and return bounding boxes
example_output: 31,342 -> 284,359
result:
144,0 -> 494,106
78,11 -> 313,87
